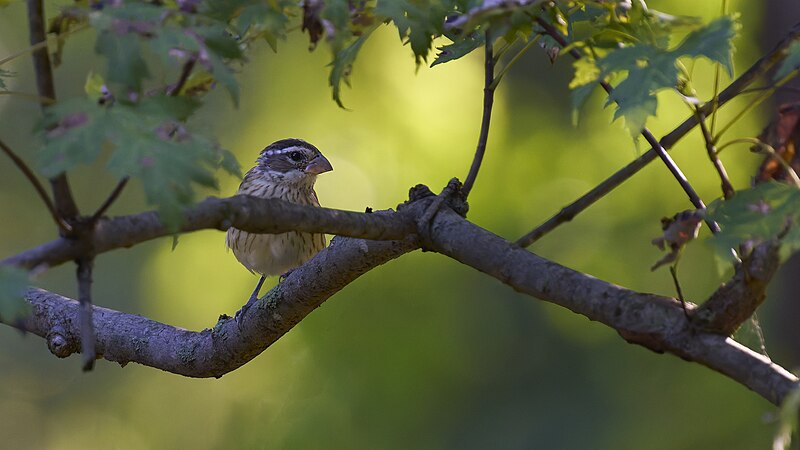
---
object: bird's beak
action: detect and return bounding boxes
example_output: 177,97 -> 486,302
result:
305,154 -> 333,175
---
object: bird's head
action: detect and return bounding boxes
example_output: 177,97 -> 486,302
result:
255,138 -> 333,187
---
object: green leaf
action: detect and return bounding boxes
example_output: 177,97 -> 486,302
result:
705,182 -> 800,259
674,15 -> 738,76
329,26 -> 376,108
431,33 -> 485,67
569,57 -> 600,115
37,98 -> 109,177
775,384 -> 800,450
0,266 -> 31,323
95,31 -> 150,91
38,95 -> 230,230
775,41 -> 800,82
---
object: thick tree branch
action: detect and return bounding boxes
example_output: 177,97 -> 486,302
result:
2,186 -> 795,405
1,195 -> 416,271
26,0 -> 80,223
17,220 -> 420,377
517,20 -> 800,247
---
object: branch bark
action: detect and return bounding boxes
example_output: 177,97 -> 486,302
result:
3,185 -> 796,405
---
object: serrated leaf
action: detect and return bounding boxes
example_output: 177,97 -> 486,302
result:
95,31 -> 150,90
674,15 -> 738,76
775,41 -> 800,82
0,266 -> 31,322
329,26 -> 376,108
37,98 -> 109,177
705,182 -> 800,259
431,32 -> 484,67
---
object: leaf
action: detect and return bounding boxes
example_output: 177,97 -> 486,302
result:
84,71 -> 107,102
37,98 -> 109,177
775,41 -> 800,82
37,95 -> 229,230
431,32 -> 485,67
674,15 -> 738,76
328,26 -> 376,108
569,58 -> 600,116
705,182 -> 800,259
0,266 -> 31,323
95,31 -> 150,91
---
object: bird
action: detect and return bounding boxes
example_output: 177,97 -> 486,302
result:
226,138 -> 333,312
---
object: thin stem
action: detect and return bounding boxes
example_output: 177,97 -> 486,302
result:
0,90 -> 57,105
490,34 -> 540,89
27,0 -> 80,224
716,138 -> 800,186
669,265 -> 691,320
695,109 -> 735,199
710,0 -> 729,135
0,137 -> 71,233
77,257 -> 96,371
90,177 -> 129,223
714,70 -> 799,141
167,57 -> 196,96
0,22 -> 88,67
462,32 -> 496,198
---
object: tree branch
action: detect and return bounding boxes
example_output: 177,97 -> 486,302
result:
26,0 -> 80,224
516,20 -> 800,247
1,195 -> 417,271
3,187 -> 795,406
76,256 -> 95,371
462,32 -> 495,198
90,177 -> 129,223
696,109 -> 735,199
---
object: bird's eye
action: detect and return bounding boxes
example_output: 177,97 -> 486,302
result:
289,151 -> 304,162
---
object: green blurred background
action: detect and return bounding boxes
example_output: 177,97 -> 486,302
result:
0,0 -> 796,448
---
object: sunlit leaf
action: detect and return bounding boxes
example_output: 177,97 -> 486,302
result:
0,266 -> 30,322
674,15 -> 738,76
775,41 -> 800,82
329,26 -> 376,108
431,32 -> 484,67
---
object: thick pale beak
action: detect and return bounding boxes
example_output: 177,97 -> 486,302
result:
305,154 -> 333,175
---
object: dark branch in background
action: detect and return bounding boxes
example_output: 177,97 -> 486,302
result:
76,257 -> 95,371
0,138 -> 70,232
1,195 -> 417,271
516,20 -> 800,247
167,57 -> 196,96
90,177 -> 129,223
696,109 -> 735,199
527,16 -> 714,229
3,185 -> 795,405
462,32 -> 495,198
27,0 -> 80,224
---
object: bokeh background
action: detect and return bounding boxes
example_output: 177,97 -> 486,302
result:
1,0 -> 798,448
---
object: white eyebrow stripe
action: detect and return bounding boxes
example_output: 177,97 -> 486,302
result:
262,146 -> 310,156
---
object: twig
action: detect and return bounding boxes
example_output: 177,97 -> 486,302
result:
0,91 -> 57,105
90,177 -> 129,223
0,22 -> 88,67
76,257 -> 96,371
515,19 -> 800,247
462,32 -> 495,198
669,265 -> 691,320
696,109 -> 735,199
27,0 -> 80,224
0,137 -> 71,233
167,57 -> 196,96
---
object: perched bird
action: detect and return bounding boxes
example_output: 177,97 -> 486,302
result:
226,138 -> 333,309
